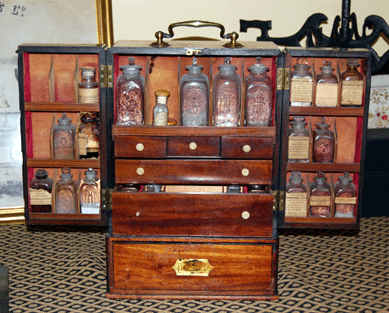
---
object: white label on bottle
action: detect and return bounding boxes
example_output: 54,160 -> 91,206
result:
290,78 -> 313,103
78,133 -> 88,156
288,137 -> 310,160
154,112 -> 168,126
29,189 -> 52,205
310,196 -> 331,206
335,197 -> 357,204
315,84 -> 338,106
81,203 -> 100,214
78,88 -> 99,103
285,192 -> 308,217
341,81 -> 364,105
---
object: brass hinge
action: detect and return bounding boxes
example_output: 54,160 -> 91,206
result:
272,190 -> 285,211
276,68 -> 290,90
100,65 -> 113,88
102,188 -> 113,211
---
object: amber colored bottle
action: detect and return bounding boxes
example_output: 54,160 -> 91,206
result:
55,168 -> 78,214
315,61 -> 338,107
313,117 -> 335,163
341,58 -> 364,106
29,169 -> 53,213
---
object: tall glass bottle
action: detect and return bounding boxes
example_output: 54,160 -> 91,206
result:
245,57 -> 272,126
341,58 -> 364,106
180,57 -> 209,126
288,116 -> 310,163
309,172 -> 332,218
334,172 -> 357,218
78,112 -> 99,159
313,117 -> 335,163
116,57 -> 145,125
153,89 -> 170,126
29,169 -> 53,213
80,168 -> 100,214
285,172 -> 308,217
290,57 -> 313,106
315,61 -> 338,107
78,67 -> 99,103
53,113 -> 76,159
213,57 -> 241,126
55,168 -> 77,214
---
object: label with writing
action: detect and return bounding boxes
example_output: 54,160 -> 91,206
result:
290,78 -> 313,103
341,81 -> 364,105
154,112 -> 168,126
310,196 -> 331,206
288,137 -> 310,160
29,189 -> 52,205
81,203 -> 100,214
315,84 -> 338,106
78,88 -> 99,103
78,133 -> 88,156
335,197 -> 357,204
285,192 -> 308,217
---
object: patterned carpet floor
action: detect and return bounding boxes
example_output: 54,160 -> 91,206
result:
0,217 -> 388,313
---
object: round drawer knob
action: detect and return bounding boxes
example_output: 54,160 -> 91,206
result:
136,211 -> 141,217
189,142 -> 197,150
242,211 -> 250,219
136,167 -> 145,175
243,145 -> 251,153
136,143 -> 144,151
241,168 -> 249,176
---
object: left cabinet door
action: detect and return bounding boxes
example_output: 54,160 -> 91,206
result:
17,44 -> 110,226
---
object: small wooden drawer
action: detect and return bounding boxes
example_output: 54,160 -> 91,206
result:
112,192 -> 273,237
114,136 -> 166,158
222,137 -> 274,159
168,136 -> 220,157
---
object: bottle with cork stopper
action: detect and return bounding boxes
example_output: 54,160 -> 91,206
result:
153,89 -> 170,126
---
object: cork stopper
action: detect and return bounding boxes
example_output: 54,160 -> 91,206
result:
154,89 -> 170,98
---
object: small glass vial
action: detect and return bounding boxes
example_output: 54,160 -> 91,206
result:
334,172 -> 357,218
78,67 -> 99,103
153,89 -> 170,126
53,113 -> 76,159
80,168 -> 100,214
290,57 -> 313,106
315,61 -> 338,107
313,117 -> 335,163
180,57 -> 209,126
341,58 -> 364,106
245,57 -> 273,126
213,57 -> 241,126
116,57 -> 145,125
288,116 -> 310,163
309,172 -> 332,218
55,168 -> 78,214
285,172 -> 308,217
29,169 -> 53,213
146,184 -> 163,192
78,112 -> 99,159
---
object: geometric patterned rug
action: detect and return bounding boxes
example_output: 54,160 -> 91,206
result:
1,217 -> 388,313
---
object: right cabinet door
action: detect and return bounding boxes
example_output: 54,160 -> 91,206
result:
278,47 -> 371,229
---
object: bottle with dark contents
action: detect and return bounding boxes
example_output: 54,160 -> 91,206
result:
78,67 -> 99,103
55,168 -> 78,214
78,112 -> 99,159
341,58 -> 364,106
309,172 -> 332,217
290,57 -> 313,107
52,113 -> 76,159
315,61 -> 338,107
285,172 -> 308,217
334,172 -> 356,217
288,116 -> 310,163
313,117 -> 335,163
80,168 -> 100,214
29,169 -> 53,213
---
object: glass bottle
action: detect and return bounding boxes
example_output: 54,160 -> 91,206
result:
80,168 -> 100,214
146,184 -> 163,192
213,57 -> 241,127
78,67 -> 99,103
245,57 -> 273,126
55,168 -> 77,214
309,172 -> 332,218
285,172 -> 308,217
153,89 -> 170,126
315,61 -> 338,107
288,116 -> 310,163
313,117 -> 335,163
29,169 -> 53,213
180,57 -> 209,126
53,113 -> 76,159
334,172 -> 357,218
116,57 -> 145,125
290,57 -> 313,106
341,58 -> 364,106
78,112 -> 99,159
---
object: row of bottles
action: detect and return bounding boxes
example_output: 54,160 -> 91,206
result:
116,57 -> 273,127
29,168 -> 100,214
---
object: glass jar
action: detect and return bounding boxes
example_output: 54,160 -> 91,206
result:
78,112 -> 99,159
288,116 -> 310,163
116,57 -> 145,125
245,57 -> 272,126
341,58 -> 364,106
315,61 -> 338,107
146,184 -> 163,192
29,169 -> 53,213
285,172 -> 308,217
78,67 -> 99,103
55,168 -> 77,214
213,57 -> 241,126
334,172 -> 356,218
53,113 -> 76,159
313,117 -> 335,163
309,172 -> 331,217
180,57 -> 209,126
290,57 -> 313,106
80,168 -> 100,214
153,89 -> 170,126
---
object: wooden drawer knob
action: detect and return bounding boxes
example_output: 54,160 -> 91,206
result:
242,211 -> 250,219
189,142 -> 197,150
241,168 -> 249,176
136,143 -> 144,151
243,145 -> 251,153
136,167 -> 145,175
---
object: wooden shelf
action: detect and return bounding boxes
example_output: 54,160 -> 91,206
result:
286,162 -> 360,172
283,217 -> 358,229
25,102 -> 100,112
289,106 -> 364,117
27,158 -> 100,168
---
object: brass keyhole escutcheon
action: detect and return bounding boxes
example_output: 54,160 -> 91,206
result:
136,167 -> 145,175
241,168 -> 249,176
243,145 -> 251,153
136,143 -> 144,151
189,142 -> 197,150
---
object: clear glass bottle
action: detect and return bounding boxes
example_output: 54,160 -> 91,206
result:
78,67 -> 99,103
313,117 -> 335,163
116,57 -> 145,125
146,184 -> 163,192
245,57 -> 272,126
153,89 -> 170,126
288,116 -> 310,163
29,169 -> 53,213
180,57 -> 209,126
80,168 -> 100,214
213,57 -> 241,126
334,172 -> 356,218
315,61 -> 338,107
78,112 -> 99,159
341,58 -> 364,106
290,57 -> 313,106
53,113 -> 76,159
309,172 -> 331,218
55,168 -> 77,214
285,172 -> 308,217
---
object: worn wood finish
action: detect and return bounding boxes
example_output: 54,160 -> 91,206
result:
114,136 -> 167,158
221,136 -> 274,159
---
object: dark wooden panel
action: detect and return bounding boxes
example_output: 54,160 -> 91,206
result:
114,136 -> 167,158
222,137 -> 274,159
168,137 -> 220,157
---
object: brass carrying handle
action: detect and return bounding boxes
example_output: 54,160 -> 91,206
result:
151,20 -> 243,48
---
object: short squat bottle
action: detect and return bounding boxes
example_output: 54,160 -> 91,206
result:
78,112 -> 99,159
309,172 -> 332,218
315,61 -> 338,107
290,57 -> 313,106
53,113 -> 76,159
55,168 -> 78,214
153,89 -> 170,126
213,57 -> 241,126
285,172 -> 308,217
180,57 -> 209,126
341,58 -> 364,106
313,117 -> 335,163
78,67 -> 99,103
29,169 -> 53,213
334,172 -> 356,218
80,168 -> 100,214
288,116 -> 310,163
245,57 -> 272,126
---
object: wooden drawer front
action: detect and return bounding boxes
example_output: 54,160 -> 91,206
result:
114,136 -> 167,158
115,159 -> 273,185
112,192 -> 273,237
222,137 -> 274,159
168,136 -> 220,157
